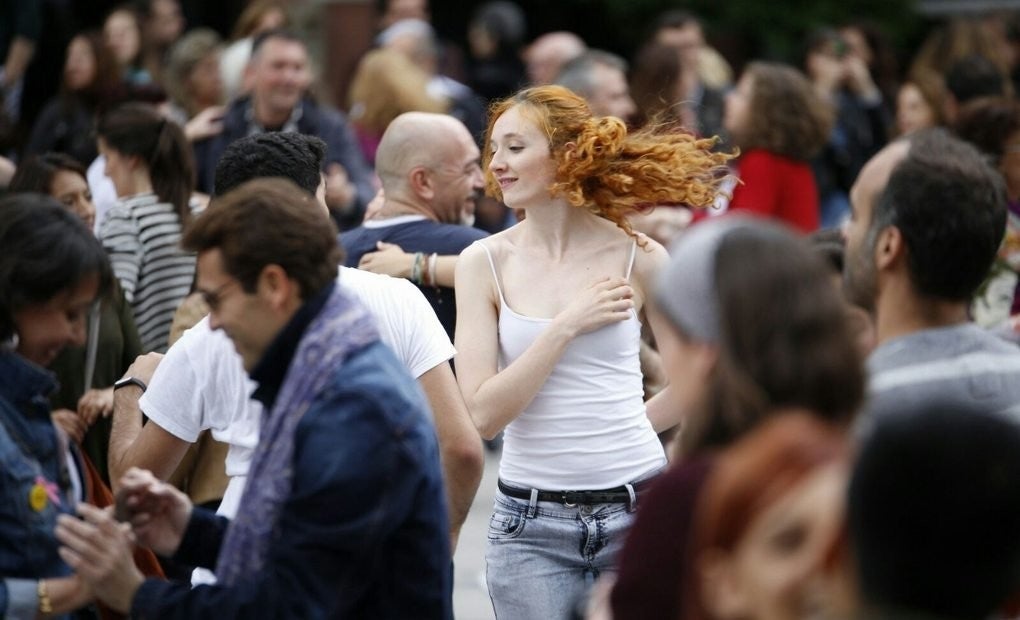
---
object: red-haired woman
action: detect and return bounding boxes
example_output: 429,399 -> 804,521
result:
685,413 -> 849,620
454,85 -> 731,619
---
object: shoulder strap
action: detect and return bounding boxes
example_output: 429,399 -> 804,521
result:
478,243 -> 507,306
625,239 -> 638,280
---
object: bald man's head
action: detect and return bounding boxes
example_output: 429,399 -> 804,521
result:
525,31 -> 587,85
375,112 -> 484,223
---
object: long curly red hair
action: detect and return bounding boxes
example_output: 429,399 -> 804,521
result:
483,85 -> 734,237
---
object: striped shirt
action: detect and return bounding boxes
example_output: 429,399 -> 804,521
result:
99,193 -> 196,353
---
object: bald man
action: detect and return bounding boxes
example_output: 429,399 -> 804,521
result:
524,31 -> 586,85
340,112 -> 487,338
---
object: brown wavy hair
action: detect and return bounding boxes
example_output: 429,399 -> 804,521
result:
483,85 -> 733,237
733,62 -> 833,161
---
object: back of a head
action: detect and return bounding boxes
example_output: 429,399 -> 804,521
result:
740,61 -> 833,161
97,102 -> 195,221
657,217 -> 864,453
554,50 -> 626,102
946,54 -> 1008,105
875,128 -> 1007,302
0,194 -> 111,341
953,96 -> 1020,165
849,405 -> 1020,619
213,132 -> 326,196
183,178 -> 340,299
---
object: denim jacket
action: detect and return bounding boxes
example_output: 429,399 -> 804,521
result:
130,295 -> 452,619
0,351 -> 77,619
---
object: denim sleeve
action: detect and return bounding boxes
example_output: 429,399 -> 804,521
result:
170,508 -> 228,569
2,578 -> 38,620
129,391 -> 407,619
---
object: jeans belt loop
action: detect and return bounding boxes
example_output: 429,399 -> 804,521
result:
625,483 -> 638,513
527,488 -> 539,518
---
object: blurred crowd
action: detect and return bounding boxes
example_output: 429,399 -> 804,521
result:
2,1 -> 1020,619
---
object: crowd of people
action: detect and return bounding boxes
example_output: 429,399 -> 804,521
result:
2,1 -> 1020,619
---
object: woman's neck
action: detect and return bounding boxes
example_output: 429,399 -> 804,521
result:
120,168 -> 154,198
517,200 -> 611,258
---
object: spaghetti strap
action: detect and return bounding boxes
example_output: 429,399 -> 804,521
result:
625,240 -> 638,281
478,242 -> 507,305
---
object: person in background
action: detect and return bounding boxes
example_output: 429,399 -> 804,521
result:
136,0 -> 185,89
895,70 -> 946,136
723,62 -> 832,233
97,103 -> 196,353
0,193 -> 111,618
347,48 -> 448,166
23,32 -> 121,166
218,0 -> 289,101
192,29 -> 373,228
466,1 -> 527,104
103,5 -> 151,86
555,50 -> 636,125
162,28 -> 226,144
523,31 -> 586,86
8,153 -> 141,485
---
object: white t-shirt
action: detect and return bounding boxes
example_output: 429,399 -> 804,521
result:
139,266 -> 454,522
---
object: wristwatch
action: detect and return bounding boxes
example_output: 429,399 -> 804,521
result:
113,376 -> 148,393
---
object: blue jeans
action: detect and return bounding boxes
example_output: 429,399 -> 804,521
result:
485,487 -> 638,620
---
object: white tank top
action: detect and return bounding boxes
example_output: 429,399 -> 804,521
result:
480,241 -> 666,489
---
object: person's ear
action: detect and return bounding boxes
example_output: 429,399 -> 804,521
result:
700,550 -> 750,620
409,166 -> 434,201
257,264 -> 298,311
874,226 -> 903,272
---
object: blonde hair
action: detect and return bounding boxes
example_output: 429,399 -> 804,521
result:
484,85 -> 733,236
348,48 -> 448,135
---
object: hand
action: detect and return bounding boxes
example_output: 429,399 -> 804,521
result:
114,468 -> 192,556
363,188 -> 385,221
843,55 -> 879,100
52,409 -> 88,443
358,241 -> 413,278
56,504 -> 144,614
325,162 -> 356,213
184,105 -> 225,142
78,387 -> 114,426
121,352 -> 164,387
553,277 -> 634,338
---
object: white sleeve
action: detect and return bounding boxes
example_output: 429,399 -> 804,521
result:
138,322 -> 208,442
389,279 -> 456,378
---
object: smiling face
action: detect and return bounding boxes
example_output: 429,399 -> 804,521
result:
50,170 -> 96,230
487,105 -> 558,208
195,249 -> 281,372
14,273 -> 98,367
429,124 -> 484,223
250,37 -> 311,120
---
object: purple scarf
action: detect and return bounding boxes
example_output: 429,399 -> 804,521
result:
215,286 -> 378,585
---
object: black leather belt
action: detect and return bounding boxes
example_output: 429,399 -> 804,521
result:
497,477 -> 657,506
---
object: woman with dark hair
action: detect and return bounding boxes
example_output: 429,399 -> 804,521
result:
723,62 -> 833,232
455,85 -> 731,619
610,216 -> 864,620
9,153 -> 141,484
629,42 -> 693,131
685,413 -> 849,620
104,5 -> 152,86
97,103 -> 197,353
0,193 -> 112,618
23,32 -> 121,166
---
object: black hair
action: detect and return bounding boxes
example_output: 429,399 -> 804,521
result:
213,132 -> 326,196
9,153 -> 87,195
871,128 -> 1007,301
0,194 -> 112,341
946,55 -> 1007,105
849,405 -> 1020,620
97,103 -> 195,225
